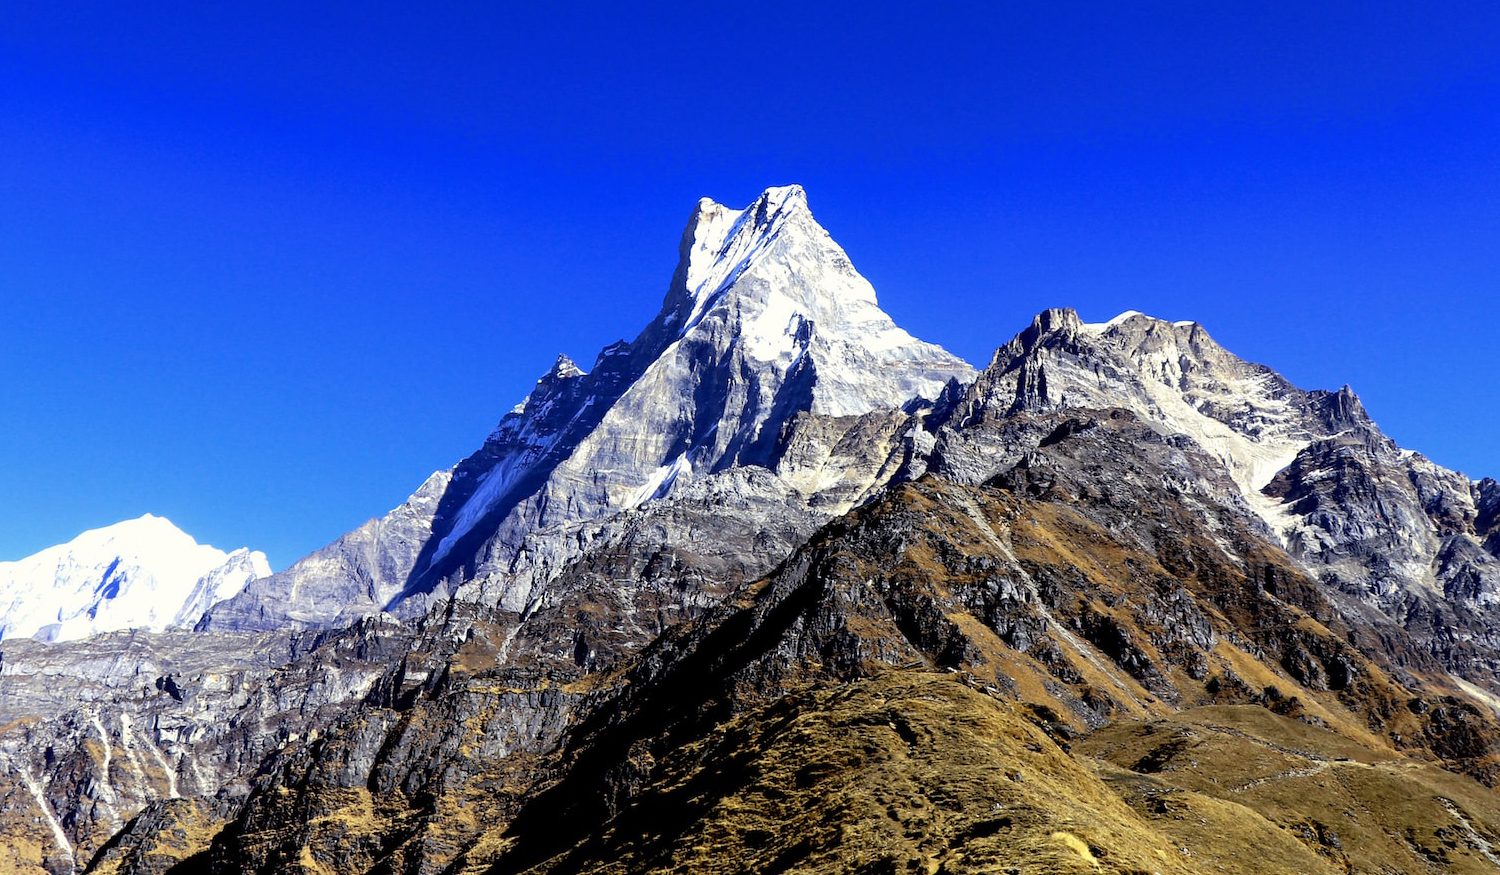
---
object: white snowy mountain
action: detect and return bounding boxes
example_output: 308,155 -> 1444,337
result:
0,514 -> 270,642
203,184 -> 976,631
425,184 -> 974,573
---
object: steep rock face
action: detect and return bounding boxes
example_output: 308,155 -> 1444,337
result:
1264,436 -> 1484,599
83,798 -> 219,875
0,618 -> 422,874
0,516 -> 269,643
453,404 -> 929,614
204,185 -> 973,633
930,307 -> 1500,687
1264,434 -> 1500,678
936,308 -> 1353,502
196,471 -> 452,632
0,462 -> 845,875
144,475 -> 840,875
168,550 -> 274,630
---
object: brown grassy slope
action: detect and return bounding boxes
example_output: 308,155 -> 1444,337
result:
1081,705 -> 1500,875
471,673 -> 1500,874
479,671 -> 1336,875
462,456 -> 1500,873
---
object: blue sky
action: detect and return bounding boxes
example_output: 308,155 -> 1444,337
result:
2,3 -> 1497,568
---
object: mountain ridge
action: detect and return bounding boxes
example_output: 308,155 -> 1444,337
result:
3,185 -> 1499,875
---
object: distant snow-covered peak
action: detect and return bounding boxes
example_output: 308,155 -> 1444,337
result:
0,515 -> 269,642
59,513 -> 221,563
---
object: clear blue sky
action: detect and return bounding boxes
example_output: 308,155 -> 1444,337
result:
2,3 -> 1497,568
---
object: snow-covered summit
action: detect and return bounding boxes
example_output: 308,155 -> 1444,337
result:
669,185 -> 843,329
650,183 -> 974,413
428,183 -> 978,573
0,514 -> 269,642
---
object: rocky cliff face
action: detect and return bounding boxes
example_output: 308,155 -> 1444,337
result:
186,406 -> 1499,875
0,619 -> 419,874
193,471 -> 454,632
936,307 -> 1358,501
3,186 -> 1499,875
931,306 -> 1500,690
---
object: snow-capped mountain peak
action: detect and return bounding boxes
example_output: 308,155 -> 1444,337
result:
0,515 -> 269,641
203,184 -> 975,630
653,184 -> 971,411
673,185 -> 828,323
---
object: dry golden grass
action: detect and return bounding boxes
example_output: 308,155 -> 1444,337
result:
87,799 -> 225,875
0,838 -> 47,875
498,673 -> 1219,874
1081,705 -> 1500,875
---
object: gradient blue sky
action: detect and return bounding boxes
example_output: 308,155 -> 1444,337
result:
2,3 -> 1497,568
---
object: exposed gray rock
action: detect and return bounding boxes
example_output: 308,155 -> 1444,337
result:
198,470 -> 452,632
927,306 -> 1500,689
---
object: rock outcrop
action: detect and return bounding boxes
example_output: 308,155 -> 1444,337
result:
931,306 -> 1500,690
